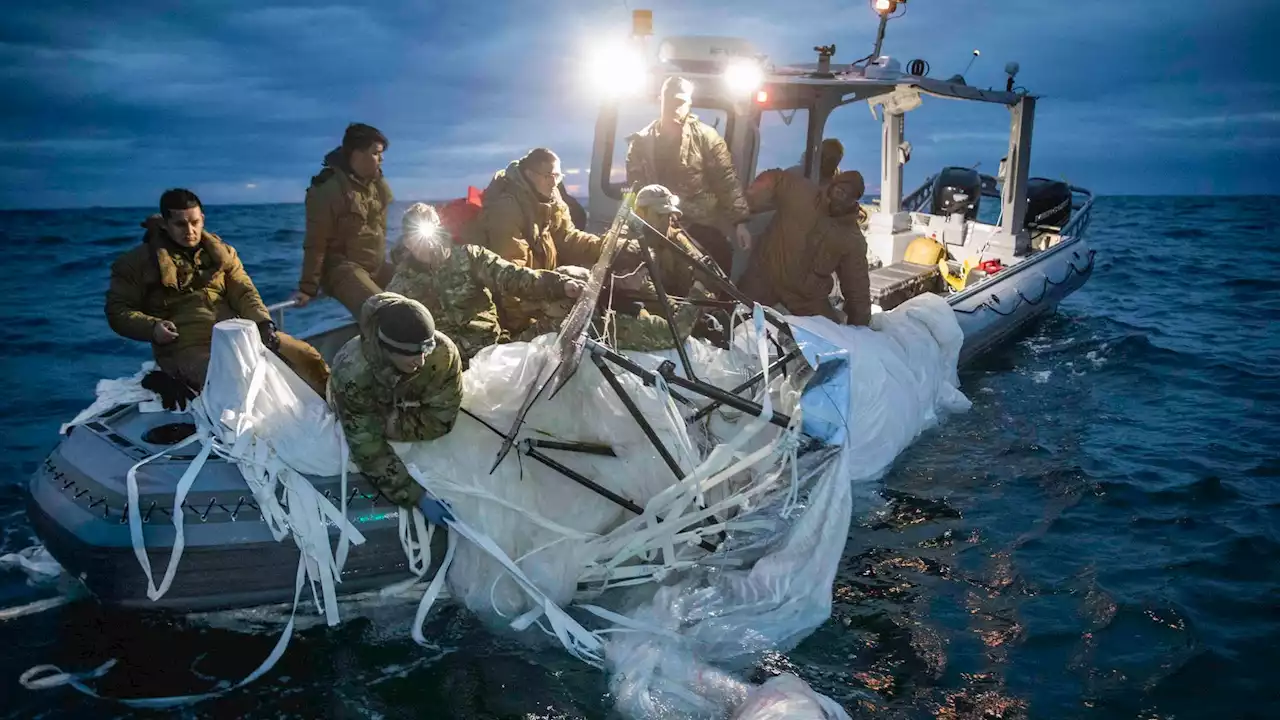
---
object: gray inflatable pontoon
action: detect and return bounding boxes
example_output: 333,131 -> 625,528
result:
26,319 -> 446,614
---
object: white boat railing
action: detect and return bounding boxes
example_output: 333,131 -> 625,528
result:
265,299 -> 298,333
1058,186 -> 1094,242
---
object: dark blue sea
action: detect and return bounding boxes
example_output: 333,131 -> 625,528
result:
1,197 -> 1277,719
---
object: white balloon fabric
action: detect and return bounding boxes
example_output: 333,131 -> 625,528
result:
46,292 -> 969,719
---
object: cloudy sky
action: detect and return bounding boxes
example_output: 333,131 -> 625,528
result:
1,0 -> 1276,209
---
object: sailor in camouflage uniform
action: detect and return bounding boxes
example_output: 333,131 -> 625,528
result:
529,265 -> 710,353
385,204 -> 585,366
327,292 -> 462,522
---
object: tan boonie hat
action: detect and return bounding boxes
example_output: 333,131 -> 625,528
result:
635,184 -> 681,215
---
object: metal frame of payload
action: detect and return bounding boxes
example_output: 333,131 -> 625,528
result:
483,180 -> 813,508
582,1 -> 1098,366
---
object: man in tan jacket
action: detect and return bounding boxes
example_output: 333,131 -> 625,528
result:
290,123 -> 395,317
625,76 -> 752,277
472,147 -> 605,337
737,169 -> 872,326
105,189 -> 330,403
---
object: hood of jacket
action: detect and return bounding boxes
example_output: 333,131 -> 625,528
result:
139,214 -> 232,290
357,292 -> 435,383
486,160 -> 556,207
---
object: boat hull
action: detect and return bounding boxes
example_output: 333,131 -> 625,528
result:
951,235 -> 1095,366
26,404 -> 443,614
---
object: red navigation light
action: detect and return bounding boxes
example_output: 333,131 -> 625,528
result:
755,90 -> 769,104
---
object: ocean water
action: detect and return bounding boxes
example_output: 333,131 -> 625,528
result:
0,197 -> 1277,719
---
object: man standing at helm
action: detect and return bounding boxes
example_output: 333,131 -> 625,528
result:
738,168 -> 872,326
625,76 -> 752,278
327,292 -> 462,524
473,147 -> 606,338
291,123 -> 395,318
386,203 -> 586,366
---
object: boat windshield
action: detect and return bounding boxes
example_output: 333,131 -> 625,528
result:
602,101 -> 732,199
754,106 -> 810,180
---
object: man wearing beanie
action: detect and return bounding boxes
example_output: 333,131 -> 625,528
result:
291,123 -> 396,317
328,292 -> 463,523
737,168 -> 872,326
787,138 -> 846,188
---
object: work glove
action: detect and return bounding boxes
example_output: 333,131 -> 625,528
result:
417,494 -> 455,527
257,320 -> 281,352
140,370 -> 198,412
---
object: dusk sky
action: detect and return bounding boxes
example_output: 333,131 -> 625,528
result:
1,0 -> 1276,210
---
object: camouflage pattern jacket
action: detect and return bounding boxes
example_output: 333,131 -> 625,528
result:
638,223 -> 710,298
472,161 -> 602,333
625,115 -> 750,233
385,244 -> 568,364
104,218 -> 272,360
299,148 -> 395,297
328,293 -> 464,507
523,267 -> 710,353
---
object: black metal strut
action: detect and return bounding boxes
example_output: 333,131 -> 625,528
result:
460,407 -> 718,554
688,347 -> 802,424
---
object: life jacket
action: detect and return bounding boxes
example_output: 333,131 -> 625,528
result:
438,186 -> 484,245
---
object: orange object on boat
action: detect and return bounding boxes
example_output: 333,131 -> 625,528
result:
438,186 -> 484,244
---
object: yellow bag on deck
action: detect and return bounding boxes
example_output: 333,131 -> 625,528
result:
904,236 -> 947,266
938,257 -> 979,291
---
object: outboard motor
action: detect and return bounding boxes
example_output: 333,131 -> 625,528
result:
1025,178 -> 1072,228
929,166 -> 981,220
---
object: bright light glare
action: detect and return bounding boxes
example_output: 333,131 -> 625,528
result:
585,42 -> 648,99
723,59 -> 764,96
874,0 -> 894,12
402,217 -> 443,258
413,218 -> 439,241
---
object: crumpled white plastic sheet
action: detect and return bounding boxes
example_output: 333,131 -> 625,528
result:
59,361 -> 165,434
0,545 -> 63,583
729,673 -> 851,720
34,292 -> 969,719
391,293 -> 968,719
22,320 -> 369,709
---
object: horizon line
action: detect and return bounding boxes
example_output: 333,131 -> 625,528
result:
2,191 -> 1279,214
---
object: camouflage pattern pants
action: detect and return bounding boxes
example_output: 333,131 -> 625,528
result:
156,332 -> 331,397
322,261 -> 396,318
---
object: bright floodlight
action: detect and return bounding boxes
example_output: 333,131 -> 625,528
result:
586,41 -> 648,99
874,0 -> 896,13
723,59 -> 764,96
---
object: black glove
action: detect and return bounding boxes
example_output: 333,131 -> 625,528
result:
257,320 -> 281,352
141,370 -> 198,412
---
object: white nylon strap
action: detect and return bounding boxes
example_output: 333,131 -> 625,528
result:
125,432 -> 211,602
20,553 -> 309,708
